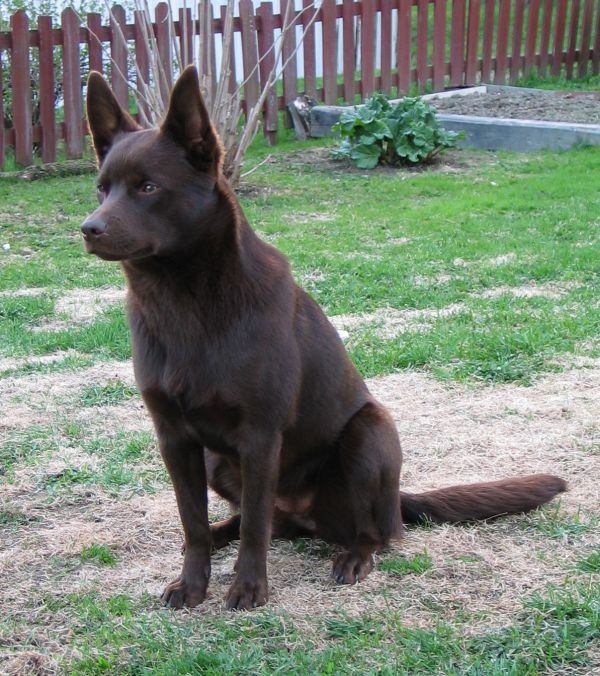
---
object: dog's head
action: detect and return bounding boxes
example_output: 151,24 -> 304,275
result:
82,66 -> 227,262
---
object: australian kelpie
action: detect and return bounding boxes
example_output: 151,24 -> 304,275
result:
82,67 -> 566,610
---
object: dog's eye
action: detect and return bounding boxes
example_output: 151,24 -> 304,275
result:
96,184 -> 106,202
140,182 -> 158,194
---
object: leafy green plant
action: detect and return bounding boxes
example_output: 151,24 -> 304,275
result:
332,93 -> 460,169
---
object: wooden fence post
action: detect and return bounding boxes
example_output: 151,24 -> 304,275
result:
256,1 -> 278,144
565,0 -> 580,79
538,0 -> 553,76
450,0 -> 466,87
302,0 -> 318,99
360,0 -> 376,97
397,0 -> 411,93
0,55 -> 5,169
510,0 -> 525,83
239,0 -> 260,116
87,13 -> 103,73
495,0 -> 510,84
155,2 -> 173,99
110,5 -> 129,108
481,0 -> 495,83
465,0 -> 480,85
380,0 -> 393,95
551,0 -> 567,76
10,10 -> 32,167
524,0 -> 541,78
593,0 -> 600,75
433,0 -> 447,91
38,15 -> 57,163
342,0 -> 356,101
62,8 -> 83,159
321,0 -> 337,104
416,0 -> 429,90
280,0 -> 298,122
578,0 -> 594,78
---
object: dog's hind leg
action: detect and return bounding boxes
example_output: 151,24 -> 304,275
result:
313,401 -> 403,584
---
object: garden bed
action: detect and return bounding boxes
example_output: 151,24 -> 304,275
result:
429,87 -> 600,125
307,85 -> 600,152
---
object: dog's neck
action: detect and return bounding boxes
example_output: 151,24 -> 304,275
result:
121,186 -> 287,332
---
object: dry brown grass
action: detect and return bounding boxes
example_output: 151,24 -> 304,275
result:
1,354 -> 598,669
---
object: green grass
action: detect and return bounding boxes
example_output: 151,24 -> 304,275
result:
39,431 -> 165,497
80,381 -> 138,407
80,544 -> 118,567
379,551 -> 433,576
25,581 -> 598,673
2,141 -> 599,385
524,504 -> 599,540
578,549 -> 600,573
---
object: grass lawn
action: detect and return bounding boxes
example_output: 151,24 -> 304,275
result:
0,137 -> 599,673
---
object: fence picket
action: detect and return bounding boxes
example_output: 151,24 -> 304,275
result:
87,13 -> 103,73
552,0 -> 568,76
10,11 -> 32,167
593,0 -> 600,74
495,0 -> 510,84
397,0 -> 411,92
481,0 -> 495,82
2,0 -> 600,162
155,2 -> 173,98
0,56 -> 4,169
110,5 -> 129,108
510,0 -> 525,83
539,0 -> 553,76
280,0 -> 298,118
133,9 -> 151,124
579,0 -> 594,77
239,0 -> 260,115
302,0 -> 317,99
361,0 -> 376,97
342,0 -> 355,101
566,0 -> 581,79
38,16 -> 56,163
256,1 -> 278,143
416,0 -> 429,89
524,0 -> 540,78
178,7 -> 194,68
380,0 -> 393,94
62,8 -> 83,160
321,0 -> 337,104
450,0 -> 466,86
465,0 -> 480,85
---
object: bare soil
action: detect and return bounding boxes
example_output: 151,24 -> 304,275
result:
431,90 -> 600,124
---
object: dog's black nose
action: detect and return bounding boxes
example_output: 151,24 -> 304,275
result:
81,219 -> 107,238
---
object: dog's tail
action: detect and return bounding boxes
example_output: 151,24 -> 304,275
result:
399,474 -> 567,525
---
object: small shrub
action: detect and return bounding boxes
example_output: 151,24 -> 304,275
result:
332,93 -> 460,169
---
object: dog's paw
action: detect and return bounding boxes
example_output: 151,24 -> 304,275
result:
161,576 -> 208,609
225,575 -> 268,611
332,551 -> 374,584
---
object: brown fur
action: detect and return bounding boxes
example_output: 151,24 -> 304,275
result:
82,66 -> 567,610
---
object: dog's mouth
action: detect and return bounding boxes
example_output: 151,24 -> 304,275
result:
84,239 -> 153,262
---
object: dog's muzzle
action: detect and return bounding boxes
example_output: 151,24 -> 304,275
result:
81,218 -> 108,240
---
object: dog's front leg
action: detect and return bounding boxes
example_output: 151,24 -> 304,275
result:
225,431 -> 282,610
159,432 -> 211,609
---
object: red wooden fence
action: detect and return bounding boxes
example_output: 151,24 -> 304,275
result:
2,0 -> 600,168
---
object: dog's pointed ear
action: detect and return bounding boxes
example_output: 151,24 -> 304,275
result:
161,65 -> 223,174
86,71 -> 139,164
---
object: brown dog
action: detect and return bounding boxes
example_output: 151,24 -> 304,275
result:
82,66 -> 566,610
